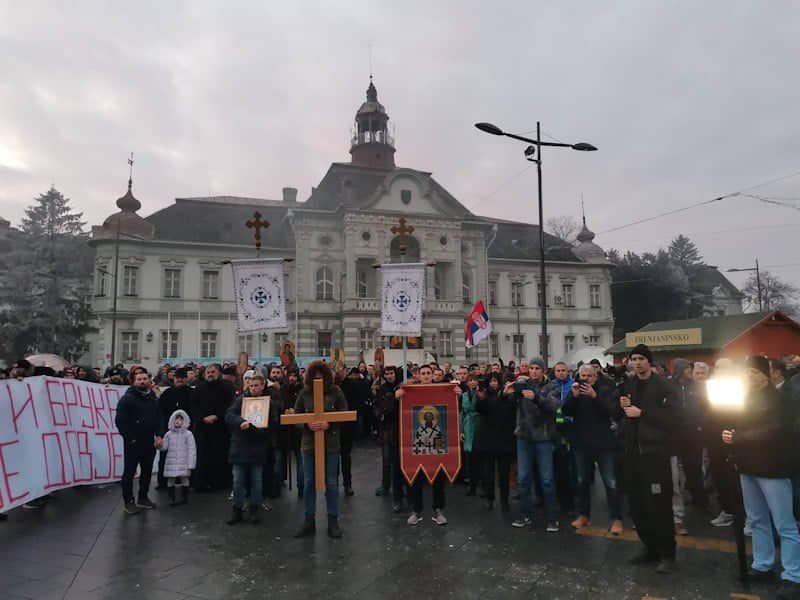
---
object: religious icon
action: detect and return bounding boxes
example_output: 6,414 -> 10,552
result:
412,405 -> 448,455
241,396 -> 271,428
389,335 -> 422,349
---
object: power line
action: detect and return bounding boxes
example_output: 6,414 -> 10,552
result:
469,164 -> 535,211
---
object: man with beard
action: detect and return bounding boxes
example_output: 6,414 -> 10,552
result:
262,365 -> 284,497
339,367 -> 370,495
156,367 -> 194,489
192,364 -> 236,491
115,369 -> 163,514
278,368 -> 304,498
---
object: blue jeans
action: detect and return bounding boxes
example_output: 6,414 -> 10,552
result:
517,439 -> 559,521
302,450 -> 339,517
574,446 -> 621,520
232,463 -> 263,509
740,475 -> 800,583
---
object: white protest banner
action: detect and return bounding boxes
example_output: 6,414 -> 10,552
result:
381,263 -> 425,336
0,377 -> 128,511
231,258 -> 288,333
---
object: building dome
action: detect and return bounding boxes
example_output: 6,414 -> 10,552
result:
572,218 -> 607,263
98,180 -> 155,240
355,80 -> 387,117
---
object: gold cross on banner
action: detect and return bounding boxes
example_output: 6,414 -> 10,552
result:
280,378 -> 357,491
246,211 -> 269,252
391,216 -> 414,256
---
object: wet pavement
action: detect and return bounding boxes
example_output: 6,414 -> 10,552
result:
0,444 -> 783,599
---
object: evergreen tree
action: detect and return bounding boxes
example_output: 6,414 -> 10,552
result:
667,234 -> 703,267
21,186 -> 86,238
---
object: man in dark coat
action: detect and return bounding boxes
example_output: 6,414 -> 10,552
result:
115,369 -> 163,514
191,364 -> 236,491
156,367 -> 194,489
620,344 -> 679,574
376,367 -> 405,511
339,368 -> 370,496
278,368 -> 304,497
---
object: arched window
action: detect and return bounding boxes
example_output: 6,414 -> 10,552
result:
462,271 -> 472,304
316,266 -> 334,300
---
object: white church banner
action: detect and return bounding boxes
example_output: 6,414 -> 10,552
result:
381,263 -> 425,336
0,377 -> 128,511
231,258 -> 288,333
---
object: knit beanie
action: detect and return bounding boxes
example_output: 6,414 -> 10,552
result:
746,355 -> 771,378
530,357 -> 546,370
628,344 -> 653,364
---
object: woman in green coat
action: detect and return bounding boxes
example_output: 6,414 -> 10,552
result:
461,374 -> 481,495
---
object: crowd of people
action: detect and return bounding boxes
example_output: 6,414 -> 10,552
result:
4,349 -> 800,597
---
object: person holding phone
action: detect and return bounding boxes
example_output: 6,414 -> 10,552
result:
563,364 -> 623,535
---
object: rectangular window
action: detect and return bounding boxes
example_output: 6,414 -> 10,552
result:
359,329 -> 374,351
123,266 -> 138,296
587,335 -> 600,346
160,331 -> 179,359
489,333 -> 499,358
511,282 -> 523,307
238,333 -> 255,357
439,330 -> 453,356
121,331 -> 140,361
356,269 -> 368,299
512,334 -> 525,360
561,284 -> 574,307
95,269 -> 108,296
317,331 -> 332,356
564,335 -> 575,354
537,283 -> 546,307
203,270 -> 220,299
164,268 -> 182,298
488,280 -> 497,306
462,271 -> 472,305
538,334 -> 551,357
201,331 -> 217,358
590,284 -> 601,308
274,334 -> 287,356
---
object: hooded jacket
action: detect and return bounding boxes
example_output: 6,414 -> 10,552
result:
162,410 -> 197,478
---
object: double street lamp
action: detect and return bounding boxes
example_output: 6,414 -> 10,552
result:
475,121 -> 597,366
727,259 -> 762,312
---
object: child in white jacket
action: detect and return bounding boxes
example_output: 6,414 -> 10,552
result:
162,409 -> 197,506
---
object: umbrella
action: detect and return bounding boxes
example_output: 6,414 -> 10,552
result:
25,354 -> 70,372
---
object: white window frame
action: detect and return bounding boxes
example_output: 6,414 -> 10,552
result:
238,333 -> 255,357
587,334 -> 600,346
488,280 -> 497,306
489,333 -> 499,358
564,335 -> 575,354
201,331 -> 218,358
317,331 -> 332,356
122,266 -> 138,296
512,334 -> 525,359
95,270 -> 108,296
121,331 -> 140,362
359,328 -> 374,351
356,269 -> 368,299
462,271 -> 472,305
511,282 -> 523,307
160,331 -> 179,360
202,270 -> 220,299
163,268 -> 182,298
316,266 -> 334,300
590,284 -> 601,308
439,330 -> 453,357
562,283 -> 574,307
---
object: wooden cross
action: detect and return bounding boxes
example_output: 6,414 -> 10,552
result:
280,378 -> 357,491
391,216 -> 414,256
246,211 -> 270,253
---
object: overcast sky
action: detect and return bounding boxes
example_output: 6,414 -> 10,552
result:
2,1 -> 799,292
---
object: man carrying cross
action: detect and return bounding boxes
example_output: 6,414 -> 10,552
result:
283,361 -> 354,538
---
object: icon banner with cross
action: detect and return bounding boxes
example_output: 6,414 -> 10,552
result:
380,262 -> 425,336
230,258 -> 288,332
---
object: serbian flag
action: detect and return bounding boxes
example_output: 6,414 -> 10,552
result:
399,383 -> 462,485
465,300 -> 492,348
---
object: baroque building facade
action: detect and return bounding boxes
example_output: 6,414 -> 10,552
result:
88,80 -> 615,370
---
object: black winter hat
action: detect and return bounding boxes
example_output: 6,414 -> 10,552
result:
629,344 -> 653,363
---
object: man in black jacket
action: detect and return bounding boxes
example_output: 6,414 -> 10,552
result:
621,344 -> 679,574
115,369 -> 163,514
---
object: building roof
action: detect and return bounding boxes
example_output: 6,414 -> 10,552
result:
606,311 -> 775,354
688,264 -> 745,299
485,218 -> 582,262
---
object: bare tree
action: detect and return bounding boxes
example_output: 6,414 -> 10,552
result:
545,215 -> 580,244
742,270 -> 799,313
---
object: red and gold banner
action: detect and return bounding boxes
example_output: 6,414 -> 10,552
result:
399,383 -> 462,485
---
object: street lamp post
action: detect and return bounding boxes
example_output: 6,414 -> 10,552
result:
475,121 -> 596,366
727,259 -> 763,312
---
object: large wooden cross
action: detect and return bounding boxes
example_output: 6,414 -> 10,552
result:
391,217 -> 414,256
246,211 -> 270,252
280,378 -> 357,491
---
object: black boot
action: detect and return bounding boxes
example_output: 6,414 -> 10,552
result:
180,487 -> 189,505
226,507 -> 244,525
294,516 -> 316,538
328,515 -> 343,538
168,487 -> 178,507
248,505 -> 260,524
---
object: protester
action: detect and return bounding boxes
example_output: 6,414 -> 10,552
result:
161,409 -> 196,507
620,344 -> 679,574
721,356 -> 800,597
115,369 -> 162,514
192,364 -> 235,492
291,361 -> 349,538
547,361 -> 576,518
460,374 -> 481,496
156,367 -> 193,489
278,368 -> 304,498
